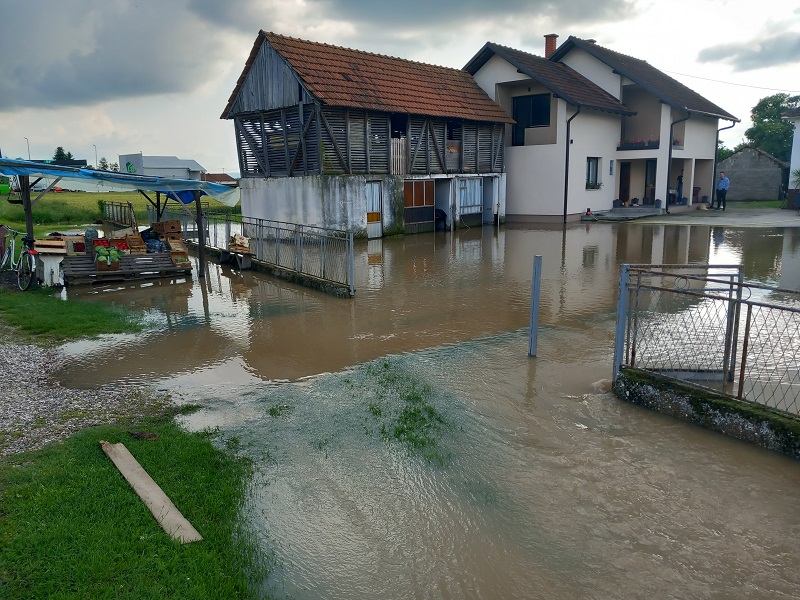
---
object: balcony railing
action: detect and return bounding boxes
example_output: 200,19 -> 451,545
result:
617,140 -> 660,151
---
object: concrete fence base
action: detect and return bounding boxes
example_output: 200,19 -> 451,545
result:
613,368 -> 800,459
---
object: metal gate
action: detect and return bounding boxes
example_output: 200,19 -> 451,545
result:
366,181 -> 382,239
458,178 -> 483,217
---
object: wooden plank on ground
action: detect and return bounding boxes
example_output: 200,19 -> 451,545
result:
100,440 -> 203,544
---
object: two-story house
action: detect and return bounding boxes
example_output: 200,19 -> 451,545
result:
466,35 -> 739,222
222,32 -> 513,237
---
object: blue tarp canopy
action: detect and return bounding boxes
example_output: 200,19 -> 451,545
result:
0,158 -> 239,207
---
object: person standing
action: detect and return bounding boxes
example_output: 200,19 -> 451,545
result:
715,171 -> 730,210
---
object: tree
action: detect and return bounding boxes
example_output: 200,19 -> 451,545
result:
98,157 -> 109,170
744,93 -> 800,162
717,140 -> 734,162
109,162 -> 119,172
53,146 -> 68,161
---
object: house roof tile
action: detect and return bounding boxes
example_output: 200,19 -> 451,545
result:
550,37 -> 738,121
465,42 -> 633,115
223,32 -> 513,124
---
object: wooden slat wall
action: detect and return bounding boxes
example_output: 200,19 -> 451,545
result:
462,124 -> 478,173
368,115 -> 389,174
228,42 -> 315,115
237,104 -> 505,177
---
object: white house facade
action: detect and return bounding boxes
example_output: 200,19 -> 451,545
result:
785,107 -> 800,208
466,36 -> 739,222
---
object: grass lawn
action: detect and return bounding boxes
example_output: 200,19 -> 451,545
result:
730,199 -> 784,209
0,418 -> 271,599
0,286 -> 144,342
0,277 -> 271,598
0,190 -> 237,231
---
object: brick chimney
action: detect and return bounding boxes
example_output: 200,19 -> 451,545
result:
544,33 -> 559,58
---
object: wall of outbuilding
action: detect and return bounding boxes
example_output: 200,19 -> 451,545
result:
718,148 -> 787,201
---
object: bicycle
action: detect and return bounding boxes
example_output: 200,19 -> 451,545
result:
0,225 -> 38,290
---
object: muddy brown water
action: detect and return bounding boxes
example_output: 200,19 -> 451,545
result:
58,223 -> 800,599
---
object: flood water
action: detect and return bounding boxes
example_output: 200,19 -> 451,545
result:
58,223 -> 800,599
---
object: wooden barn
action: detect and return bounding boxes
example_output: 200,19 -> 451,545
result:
221,32 -> 513,236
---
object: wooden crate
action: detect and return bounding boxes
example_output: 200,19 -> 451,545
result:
228,244 -> 251,254
95,258 -> 121,271
171,251 -> 192,269
152,220 -> 181,234
63,235 -> 86,255
125,234 -> 147,255
168,240 -> 188,254
35,238 -> 67,254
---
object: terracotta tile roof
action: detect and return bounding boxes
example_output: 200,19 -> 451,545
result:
551,37 -> 738,121
201,173 -> 237,184
223,32 -> 513,124
465,42 -> 632,115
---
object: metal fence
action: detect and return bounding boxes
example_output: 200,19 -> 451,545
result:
614,264 -> 800,416
156,207 -> 355,295
103,201 -> 137,228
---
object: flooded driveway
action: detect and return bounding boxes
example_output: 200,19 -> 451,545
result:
58,223 -> 800,598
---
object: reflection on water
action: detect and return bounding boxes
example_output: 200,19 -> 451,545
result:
56,223 -> 800,598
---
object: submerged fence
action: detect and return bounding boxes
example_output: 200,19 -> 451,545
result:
103,201 -> 137,229
614,264 -> 800,416
155,207 -> 355,296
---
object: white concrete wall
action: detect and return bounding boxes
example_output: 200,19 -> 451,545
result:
558,47 -> 622,99
680,116 -> 718,158
240,175 -> 395,236
568,109 -> 620,214
789,117 -> 800,183
240,174 -> 504,235
472,54 -> 529,101
505,104 -> 620,219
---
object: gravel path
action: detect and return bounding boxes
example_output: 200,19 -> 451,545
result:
0,271 -> 171,457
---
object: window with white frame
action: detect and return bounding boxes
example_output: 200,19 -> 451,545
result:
586,157 -> 601,189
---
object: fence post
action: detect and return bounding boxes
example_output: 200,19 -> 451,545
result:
528,255 -> 542,357
349,231 -> 355,297
225,214 -> 231,250
321,234 -> 327,279
613,264 -> 630,383
295,225 -> 302,273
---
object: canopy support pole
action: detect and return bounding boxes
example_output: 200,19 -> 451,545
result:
21,176 -> 34,243
195,190 -> 206,278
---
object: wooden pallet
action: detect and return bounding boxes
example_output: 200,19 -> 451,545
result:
61,253 -> 192,286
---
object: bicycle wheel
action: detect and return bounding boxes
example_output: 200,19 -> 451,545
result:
17,251 -> 36,291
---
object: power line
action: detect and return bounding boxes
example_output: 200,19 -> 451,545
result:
664,70 -> 800,94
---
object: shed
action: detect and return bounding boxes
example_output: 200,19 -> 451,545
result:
717,147 -> 788,201
119,154 -> 206,180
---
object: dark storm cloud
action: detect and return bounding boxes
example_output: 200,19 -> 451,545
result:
0,0 -> 234,112
698,31 -> 800,71
305,0 -> 634,27
0,0 -> 636,113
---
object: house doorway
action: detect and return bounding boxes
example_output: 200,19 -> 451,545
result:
644,159 -> 657,204
366,181 -> 382,239
619,162 -> 632,204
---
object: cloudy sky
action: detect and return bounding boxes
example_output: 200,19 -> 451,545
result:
1,0 -> 798,175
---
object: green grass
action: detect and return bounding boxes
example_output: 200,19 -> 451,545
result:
0,287 -> 143,341
363,360 -> 452,465
0,191 -> 239,230
0,418 -> 272,599
730,199 -> 784,209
